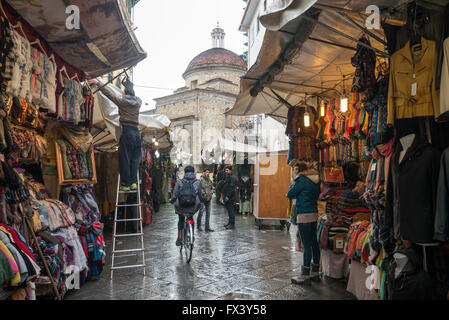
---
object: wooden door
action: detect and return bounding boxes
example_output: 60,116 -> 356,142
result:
254,153 -> 291,219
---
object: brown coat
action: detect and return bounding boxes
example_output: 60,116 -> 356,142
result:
387,37 -> 440,125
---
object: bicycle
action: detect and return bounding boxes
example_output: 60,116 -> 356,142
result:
179,213 -> 195,263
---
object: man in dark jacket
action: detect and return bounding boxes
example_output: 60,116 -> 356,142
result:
94,77 -> 142,191
171,166 -> 202,245
222,166 -> 238,230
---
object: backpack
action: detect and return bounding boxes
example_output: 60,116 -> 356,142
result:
178,179 -> 197,207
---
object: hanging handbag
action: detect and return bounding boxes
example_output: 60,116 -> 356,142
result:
2,92 -> 13,115
324,166 -> 345,183
24,102 -> 38,127
10,97 -> 27,123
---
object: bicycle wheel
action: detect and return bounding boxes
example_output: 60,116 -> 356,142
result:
184,223 -> 193,263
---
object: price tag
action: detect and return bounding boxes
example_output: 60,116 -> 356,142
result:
336,239 -> 344,249
411,82 -> 417,96
371,162 -> 377,172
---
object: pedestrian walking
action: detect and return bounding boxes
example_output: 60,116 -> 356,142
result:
222,165 -> 238,230
170,166 -> 202,246
287,161 -> 321,285
197,168 -> 215,232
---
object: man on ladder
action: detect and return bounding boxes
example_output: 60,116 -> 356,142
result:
91,76 -> 144,280
94,76 -> 142,191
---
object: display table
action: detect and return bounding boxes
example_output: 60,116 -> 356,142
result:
346,259 -> 379,300
320,248 -> 349,279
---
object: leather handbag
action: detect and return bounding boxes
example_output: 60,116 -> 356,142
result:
324,166 -> 345,183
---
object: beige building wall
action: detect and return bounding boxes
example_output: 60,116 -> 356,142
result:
156,90 -> 246,155
184,68 -> 243,89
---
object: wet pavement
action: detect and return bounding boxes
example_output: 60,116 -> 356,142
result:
65,198 -> 356,300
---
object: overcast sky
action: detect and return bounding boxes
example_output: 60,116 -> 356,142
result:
132,0 -> 247,110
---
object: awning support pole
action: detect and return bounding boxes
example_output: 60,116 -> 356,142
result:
93,132 -> 112,145
92,127 -> 106,139
279,29 -> 385,56
308,36 -> 357,52
301,15 -> 390,58
313,3 -> 360,14
266,113 -> 287,119
333,12 -> 387,47
270,89 -> 294,109
92,67 -> 131,94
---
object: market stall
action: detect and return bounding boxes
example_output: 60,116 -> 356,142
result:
253,151 -> 291,230
229,0 -> 449,300
0,0 -> 147,300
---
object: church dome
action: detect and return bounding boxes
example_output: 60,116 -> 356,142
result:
182,24 -> 246,79
183,48 -> 247,78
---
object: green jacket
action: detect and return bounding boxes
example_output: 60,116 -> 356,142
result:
200,175 -> 214,202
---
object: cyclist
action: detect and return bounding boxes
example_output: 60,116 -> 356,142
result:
170,165 -> 202,246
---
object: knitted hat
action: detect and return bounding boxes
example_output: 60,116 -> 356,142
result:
184,165 -> 194,173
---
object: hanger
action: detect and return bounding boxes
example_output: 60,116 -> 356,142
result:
59,65 -> 70,79
71,72 -> 80,82
12,21 -> 26,38
84,79 -> 93,92
48,53 -> 56,66
30,38 -> 47,56
409,1 -> 422,47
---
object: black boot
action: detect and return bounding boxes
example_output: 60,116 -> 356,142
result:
291,266 -> 311,285
176,231 -> 182,246
310,263 -> 320,281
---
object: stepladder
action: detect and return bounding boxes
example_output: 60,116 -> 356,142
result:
110,172 -> 146,281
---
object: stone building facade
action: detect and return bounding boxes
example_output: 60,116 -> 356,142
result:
155,25 -> 249,165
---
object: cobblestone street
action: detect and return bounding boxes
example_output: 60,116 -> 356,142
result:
65,199 -> 355,300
